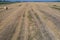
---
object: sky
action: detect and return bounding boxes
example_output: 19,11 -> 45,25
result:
8,0 -> 59,1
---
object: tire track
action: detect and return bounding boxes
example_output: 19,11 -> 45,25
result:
0,4 -> 26,32
17,13 -> 25,40
0,16 -> 18,40
36,4 -> 60,29
0,3 -> 22,23
28,8 -> 44,40
0,2 -> 60,40
22,5 -> 29,40
11,4 -> 27,40
28,10 -> 44,40
32,11 -> 54,40
31,4 -> 60,40
39,9 -> 60,29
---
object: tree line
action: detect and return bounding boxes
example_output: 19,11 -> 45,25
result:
0,0 -> 8,2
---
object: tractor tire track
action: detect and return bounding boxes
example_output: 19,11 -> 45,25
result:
0,2 -> 60,40
31,4 -> 60,40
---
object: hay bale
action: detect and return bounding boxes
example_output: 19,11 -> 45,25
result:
4,6 -> 8,10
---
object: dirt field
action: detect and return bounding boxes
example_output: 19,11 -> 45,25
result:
0,2 -> 60,40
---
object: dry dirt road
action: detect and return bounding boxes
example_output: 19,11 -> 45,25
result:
0,2 -> 60,40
